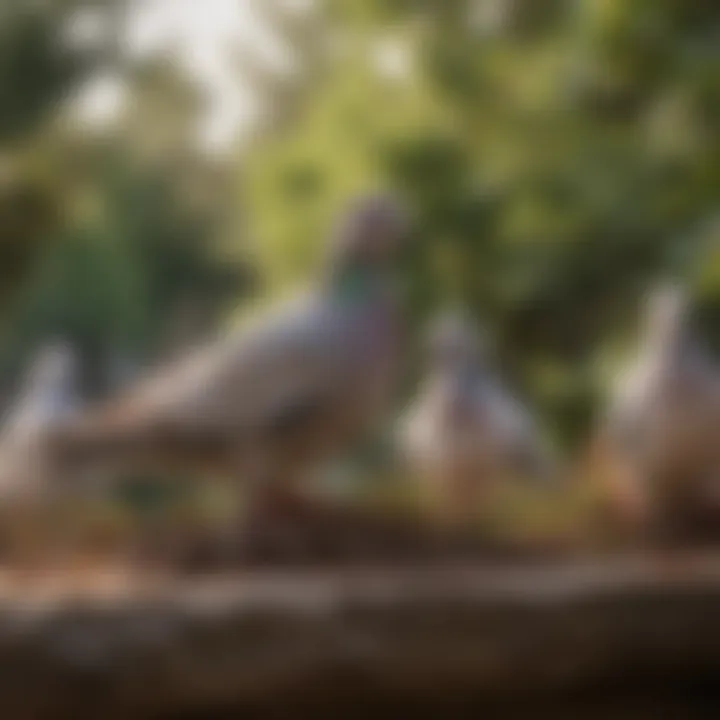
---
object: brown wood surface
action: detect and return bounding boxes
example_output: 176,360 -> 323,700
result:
1,554 -> 720,718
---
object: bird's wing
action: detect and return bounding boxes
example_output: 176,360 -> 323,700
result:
397,395 -> 435,466
603,346 -> 712,448
601,354 -> 659,448
484,383 -> 530,441
484,383 -> 551,472
90,292 -> 358,435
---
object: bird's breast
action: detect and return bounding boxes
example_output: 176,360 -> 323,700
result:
343,297 -> 401,375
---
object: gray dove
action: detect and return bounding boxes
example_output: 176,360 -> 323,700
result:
400,311 -> 553,527
0,342 -> 81,502
596,283 -> 720,539
46,194 -> 410,520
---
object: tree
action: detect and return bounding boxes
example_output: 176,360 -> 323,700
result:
0,0 -> 121,315
0,32 -> 253,395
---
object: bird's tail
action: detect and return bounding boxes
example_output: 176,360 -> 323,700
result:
46,407 -> 236,481
45,410 -> 160,475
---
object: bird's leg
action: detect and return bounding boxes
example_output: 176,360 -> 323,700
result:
204,449 -> 270,565
16,458 -> 86,570
429,467 -> 481,536
239,463 -> 321,565
199,448 -> 307,567
606,464 -> 652,526
600,453 -> 657,553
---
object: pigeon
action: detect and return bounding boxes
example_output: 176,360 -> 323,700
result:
399,310 -> 553,527
0,342 -> 81,502
46,194 -> 410,520
595,283 -> 720,541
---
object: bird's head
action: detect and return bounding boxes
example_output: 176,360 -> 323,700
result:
24,341 -> 79,398
428,310 -> 489,373
326,192 -> 411,292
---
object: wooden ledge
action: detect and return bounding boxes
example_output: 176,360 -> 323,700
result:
1,555 -> 720,718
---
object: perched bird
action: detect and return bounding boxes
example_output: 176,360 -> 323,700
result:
0,342 -> 81,502
399,311 -> 553,528
46,194 -> 410,531
594,283 -> 720,543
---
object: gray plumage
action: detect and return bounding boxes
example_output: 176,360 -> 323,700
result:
400,311 -> 552,525
47,194 -> 409,495
0,342 -> 81,501
598,283 -> 720,533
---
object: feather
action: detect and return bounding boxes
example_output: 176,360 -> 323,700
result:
0,342 -> 81,500
400,311 -> 551,524
47,194 -> 408,488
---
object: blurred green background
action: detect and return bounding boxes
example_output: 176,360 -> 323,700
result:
3,0 -> 720,452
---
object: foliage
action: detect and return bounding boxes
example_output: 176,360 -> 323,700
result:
4,0 -> 720,446
0,0 -> 115,312
245,0 -> 720,444
0,10 -> 251,391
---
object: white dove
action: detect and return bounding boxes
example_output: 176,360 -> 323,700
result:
400,311 -> 553,527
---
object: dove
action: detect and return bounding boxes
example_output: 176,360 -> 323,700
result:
0,341 -> 81,503
595,283 -> 720,541
46,194 -> 410,528
400,311 -> 553,527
